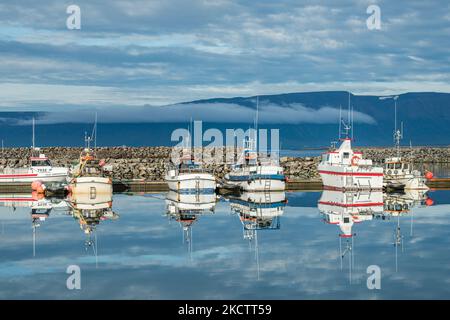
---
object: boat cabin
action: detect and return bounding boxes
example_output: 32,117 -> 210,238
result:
30,155 -> 52,167
321,139 -> 372,166
384,157 -> 411,175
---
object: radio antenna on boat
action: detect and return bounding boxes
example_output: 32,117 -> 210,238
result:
379,95 -> 401,155
32,117 -> 35,150
339,93 -> 352,140
255,96 -> 259,147
90,113 -> 98,150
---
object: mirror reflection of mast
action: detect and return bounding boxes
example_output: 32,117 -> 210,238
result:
319,190 -> 384,283
319,189 -> 433,280
379,190 -> 432,272
165,191 -> 217,258
228,191 -> 286,280
66,190 -> 118,266
0,192 -> 70,257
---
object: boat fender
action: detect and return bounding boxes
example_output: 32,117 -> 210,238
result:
351,155 -> 360,166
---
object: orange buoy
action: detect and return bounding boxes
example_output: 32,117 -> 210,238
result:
31,191 -> 45,200
31,180 -> 44,191
425,197 -> 434,206
425,171 -> 434,180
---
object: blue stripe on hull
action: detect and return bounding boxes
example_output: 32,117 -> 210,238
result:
169,188 -> 216,194
230,199 -> 287,208
226,174 -> 285,181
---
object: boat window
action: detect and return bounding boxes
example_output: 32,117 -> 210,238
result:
343,152 -> 349,159
394,163 -> 401,169
404,163 -> 409,170
31,160 -> 51,166
343,217 -> 350,223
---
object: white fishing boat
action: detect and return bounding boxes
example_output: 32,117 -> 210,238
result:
69,148 -> 112,195
165,155 -> 216,194
384,157 -> 429,190
0,119 -> 68,184
165,120 -> 216,194
380,96 -> 430,190
318,139 -> 383,191
224,138 -> 285,192
318,96 -> 383,191
68,120 -> 112,195
224,97 -> 285,192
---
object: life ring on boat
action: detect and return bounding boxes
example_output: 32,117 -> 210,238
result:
351,155 -> 361,166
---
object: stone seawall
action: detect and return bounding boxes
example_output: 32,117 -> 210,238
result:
0,146 -> 449,181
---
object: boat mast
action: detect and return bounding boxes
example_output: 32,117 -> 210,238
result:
255,96 -> 259,151
32,117 -> 35,150
379,95 -> 401,156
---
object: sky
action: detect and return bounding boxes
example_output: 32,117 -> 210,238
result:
0,0 -> 449,110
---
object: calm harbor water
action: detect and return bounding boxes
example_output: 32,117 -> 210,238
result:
1,190 -> 450,300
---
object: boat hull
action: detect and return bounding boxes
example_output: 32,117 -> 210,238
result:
224,178 -> 285,192
0,173 -> 68,184
165,173 -> 216,194
384,176 -> 429,190
318,164 -> 383,191
69,176 -> 113,195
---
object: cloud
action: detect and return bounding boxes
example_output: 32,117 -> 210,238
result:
0,0 -> 450,108
9,101 -> 376,125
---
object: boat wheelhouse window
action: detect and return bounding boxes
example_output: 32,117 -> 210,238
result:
403,163 -> 410,170
387,163 -> 394,169
343,217 -> 350,223
394,163 -> 401,169
31,159 -> 51,166
343,152 -> 349,159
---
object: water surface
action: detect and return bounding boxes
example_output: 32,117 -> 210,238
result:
0,190 -> 449,299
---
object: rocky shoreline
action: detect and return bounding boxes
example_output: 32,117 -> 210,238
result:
0,146 -> 449,181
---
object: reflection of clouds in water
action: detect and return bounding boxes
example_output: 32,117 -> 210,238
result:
1,194 -> 450,299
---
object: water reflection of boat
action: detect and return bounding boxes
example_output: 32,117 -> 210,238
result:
165,191 -> 217,253
318,190 -> 384,223
319,188 -> 434,276
230,192 -> 286,233
0,193 -> 69,257
378,189 -> 432,219
66,187 -> 118,264
318,190 -> 383,283
228,192 -> 286,279
378,190 -> 433,272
